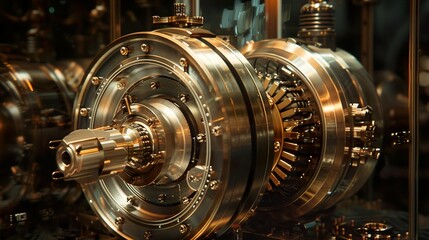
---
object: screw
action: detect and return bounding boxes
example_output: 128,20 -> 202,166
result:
114,216 -> 124,225
120,46 -> 130,56
179,224 -> 188,234
196,133 -> 206,143
211,126 -> 222,136
150,81 -> 160,89
91,76 -> 101,85
141,43 -> 150,53
79,108 -> 89,117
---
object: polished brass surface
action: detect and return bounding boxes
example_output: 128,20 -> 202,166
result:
242,37 -> 383,221
54,27 -> 273,239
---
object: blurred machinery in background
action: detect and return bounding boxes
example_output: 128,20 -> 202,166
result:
0,0 -> 427,239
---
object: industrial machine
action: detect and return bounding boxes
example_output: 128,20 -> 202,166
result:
0,0 -> 426,239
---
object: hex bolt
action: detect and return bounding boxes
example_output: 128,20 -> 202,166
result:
141,43 -> 150,53
79,108 -> 89,117
211,126 -> 222,136
91,76 -> 101,86
150,81 -> 160,89
179,224 -> 188,234
274,141 -> 281,152
120,46 -> 130,56
114,216 -> 124,225
196,133 -> 206,143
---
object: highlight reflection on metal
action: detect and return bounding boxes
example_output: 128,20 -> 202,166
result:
51,27 -> 273,239
0,54 -> 84,213
241,37 -> 382,221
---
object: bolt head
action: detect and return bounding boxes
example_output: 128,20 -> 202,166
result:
114,217 -> 124,225
120,46 -> 130,56
91,76 -> 101,85
141,43 -> 150,53
79,108 -> 89,117
179,224 -> 188,234
211,126 -> 222,136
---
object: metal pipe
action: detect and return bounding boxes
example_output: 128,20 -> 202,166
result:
408,0 -> 419,239
110,0 -> 121,42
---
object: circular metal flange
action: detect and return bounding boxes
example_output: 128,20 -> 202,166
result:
0,57 -> 77,213
241,38 -> 383,222
70,28 -> 273,239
